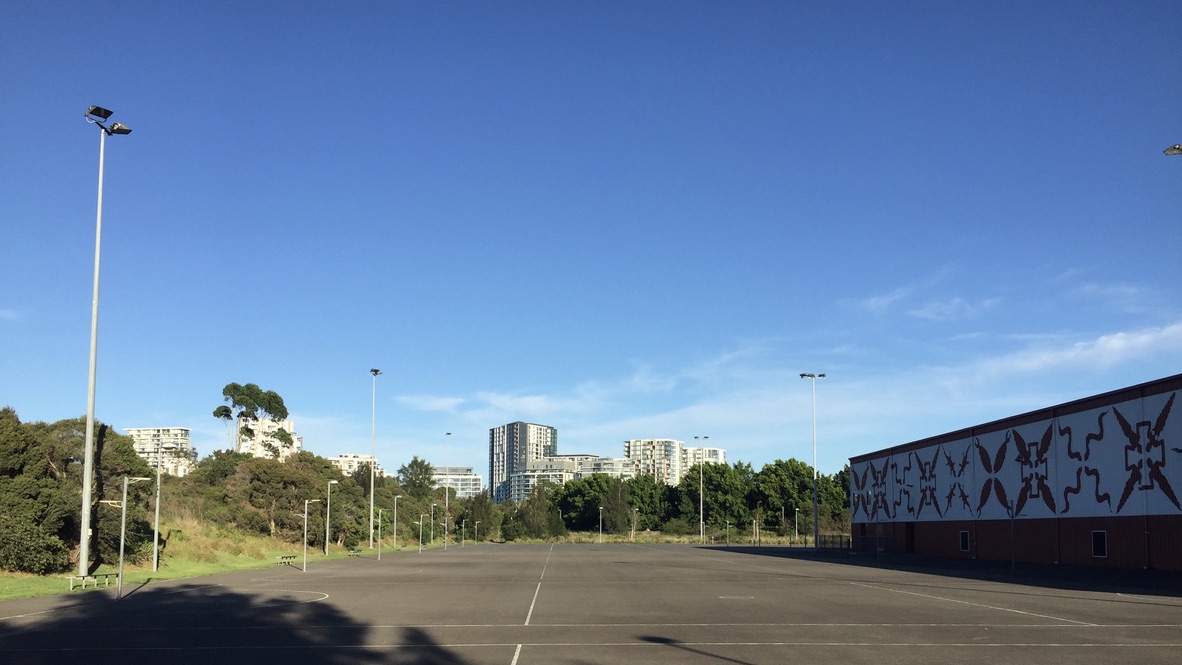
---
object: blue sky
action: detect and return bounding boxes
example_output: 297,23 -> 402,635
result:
2,2 -> 1180,480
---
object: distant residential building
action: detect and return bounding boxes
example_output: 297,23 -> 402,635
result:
508,458 -> 579,503
623,439 -> 726,486
683,446 -> 726,469
579,456 -> 637,479
126,427 -> 194,477
433,466 -> 483,499
236,417 -> 302,460
624,439 -> 685,486
490,422 -> 557,503
327,453 -> 385,478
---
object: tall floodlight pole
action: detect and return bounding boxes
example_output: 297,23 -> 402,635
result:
325,480 -> 339,555
78,105 -> 131,576
369,368 -> 381,548
800,373 -> 825,548
695,435 -> 709,544
444,432 -> 451,550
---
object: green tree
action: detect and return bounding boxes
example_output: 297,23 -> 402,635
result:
396,456 -> 435,500
212,382 -> 290,457
624,473 -> 672,530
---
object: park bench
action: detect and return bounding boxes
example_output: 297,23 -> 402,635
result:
67,572 -> 119,591
347,548 -> 361,557
276,555 -> 297,566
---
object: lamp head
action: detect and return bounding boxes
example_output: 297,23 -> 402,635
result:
1166,144 -> 1182,156
370,368 -> 382,376
86,105 -> 113,120
109,122 -> 132,135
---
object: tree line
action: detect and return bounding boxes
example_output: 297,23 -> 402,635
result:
0,401 -> 849,574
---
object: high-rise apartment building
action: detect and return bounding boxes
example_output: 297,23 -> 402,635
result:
489,422 -> 557,502
624,439 -> 685,486
126,427 -> 194,477
432,466 -> 484,499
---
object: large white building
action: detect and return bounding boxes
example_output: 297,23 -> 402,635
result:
126,427 -> 194,477
432,466 -> 484,499
236,417 -> 302,460
327,453 -> 386,478
490,422 -> 557,502
624,439 -> 726,487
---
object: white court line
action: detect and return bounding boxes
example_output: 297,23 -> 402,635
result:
852,582 -> 1096,626
510,643 -> 522,665
523,544 -> 554,626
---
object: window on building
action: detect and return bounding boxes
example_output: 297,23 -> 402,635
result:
959,531 -> 970,552
1091,531 -> 1108,558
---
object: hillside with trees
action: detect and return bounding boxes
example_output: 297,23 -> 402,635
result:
0,404 -> 849,575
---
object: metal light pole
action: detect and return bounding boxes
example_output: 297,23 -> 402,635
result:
474,520 -> 480,543
695,435 -> 708,544
151,440 -> 175,572
369,369 -> 381,548
393,494 -> 402,550
801,373 -> 825,548
443,432 -> 451,550
599,506 -> 603,543
461,518 -> 466,547
430,503 -> 436,543
113,476 -> 149,600
325,480 -> 339,555
794,507 -> 799,544
78,105 -> 132,577
417,515 -> 425,553
303,499 -> 320,572
377,508 -> 383,561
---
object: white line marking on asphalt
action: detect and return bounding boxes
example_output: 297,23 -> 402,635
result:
510,643 -> 522,665
851,582 -> 1096,626
525,583 -> 542,626
524,544 -> 553,626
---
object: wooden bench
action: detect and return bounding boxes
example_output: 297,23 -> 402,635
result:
347,548 -> 361,557
276,555 -> 297,566
67,573 -> 119,591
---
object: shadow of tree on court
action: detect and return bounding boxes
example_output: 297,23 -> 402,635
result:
0,583 -> 475,665
708,545 -> 1182,598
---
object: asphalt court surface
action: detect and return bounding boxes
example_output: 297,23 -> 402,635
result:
3,544 -> 1182,664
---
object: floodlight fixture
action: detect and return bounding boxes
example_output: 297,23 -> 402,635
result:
86,105 -> 113,120
1166,144 -> 1182,156
110,122 -> 132,135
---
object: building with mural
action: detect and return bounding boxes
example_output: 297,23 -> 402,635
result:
848,374 -> 1182,570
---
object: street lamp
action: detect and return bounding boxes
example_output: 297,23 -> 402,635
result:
430,503 -> 437,543
416,515 -> 425,553
377,508 -> 383,561
369,368 -> 381,549
695,435 -> 709,544
1165,144 -> 1182,156
599,506 -> 603,543
78,105 -> 132,577
104,476 -> 148,600
474,520 -> 480,543
325,480 -> 339,555
302,499 -> 321,572
800,373 -> 825,548
631,507 -> 638,542
794,507 -> 799,544
461,518 -> 467,547
393,494 -> 402,550
151,440 -> 176,572
443,432 -> 451,550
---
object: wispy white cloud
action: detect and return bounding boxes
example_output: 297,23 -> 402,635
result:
908,297 -> 1001,321
396,394 -> 466,412
860,287 -> 910,313
0,309 -> 20,322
